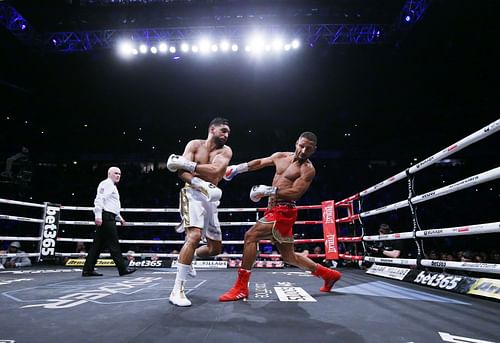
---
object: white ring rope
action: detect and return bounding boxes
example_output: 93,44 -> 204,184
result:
0,253 -> 42,258
0,214 -> 320,228
0,214 -> 43,223
59,206 -> 262,213
358,118 -> 500,197
363,232 -> 415,241
363,222 -> 500,242
53,252 -> 245,258
364,257 -> 418,266
420,259 -> 500,274
360,166 -> 500,218
415,222 -> 500,238
0,198 -> 45,208
55,238 -> 245,244
58,205 -> 320,212
59,220 -> 180,226
0,236 -> 41,241
54,252 -> 181,258
61,206 -> 179,212
363,257 -> 500,275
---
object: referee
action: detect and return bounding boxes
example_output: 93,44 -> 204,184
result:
82,166 -> 136,277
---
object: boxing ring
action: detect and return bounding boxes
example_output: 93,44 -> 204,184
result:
1,118 -> 499,343
334,119 -> 500,274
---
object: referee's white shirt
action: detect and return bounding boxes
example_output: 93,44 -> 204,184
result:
94,178 -> 123,221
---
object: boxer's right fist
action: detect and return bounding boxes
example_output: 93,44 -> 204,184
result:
223,162 -> 249,181
191,177 -> 222,202
167,154 -> 197,173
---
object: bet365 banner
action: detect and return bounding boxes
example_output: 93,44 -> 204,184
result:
322,200 -> 338,260
40,203 -> 61,259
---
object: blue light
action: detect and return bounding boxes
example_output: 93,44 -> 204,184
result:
405,15 -> 411,22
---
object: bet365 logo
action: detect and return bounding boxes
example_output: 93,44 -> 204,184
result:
128,260 -> 162,267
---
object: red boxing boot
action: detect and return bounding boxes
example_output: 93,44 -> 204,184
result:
312,264 -> 342,292
219,268 -> 251,302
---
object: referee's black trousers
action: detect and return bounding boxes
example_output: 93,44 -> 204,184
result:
83,211 -> 127,273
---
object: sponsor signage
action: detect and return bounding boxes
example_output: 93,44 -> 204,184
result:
254,283 -> 273,299
67,258 -> 171,268
228,259 -> 284,269
128,259 -> 170,268
414,156 -> 434,170
448,175 -> 479,191
421,191 -> 436,199
431,260 -> 447,268
40,203 -> 61,258
264,261 -> 282,268
255,260 -> 284,269
467,278 -> 500,300
66,259 -> 116,267
411,270 -> 474,294
423,229 -> 444,236
366,264 -> 410,280
228,260 -> 240,268
460,262 -> 500,272
274,286 -> 316,302
322,200 -> 339,260
172,260 -> 227,269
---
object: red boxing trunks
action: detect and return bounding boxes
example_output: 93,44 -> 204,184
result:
259,205 -> 298,243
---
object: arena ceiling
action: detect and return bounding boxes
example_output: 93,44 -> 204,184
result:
0,1 -> 499,160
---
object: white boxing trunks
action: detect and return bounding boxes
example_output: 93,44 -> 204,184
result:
179,185 -> 222,241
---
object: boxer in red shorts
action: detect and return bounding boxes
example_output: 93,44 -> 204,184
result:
219,131 -> 342,302
260,201 -> 297,243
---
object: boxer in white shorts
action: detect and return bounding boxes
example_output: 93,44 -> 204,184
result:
166,117 -> 232,306
179,185 -> 222,242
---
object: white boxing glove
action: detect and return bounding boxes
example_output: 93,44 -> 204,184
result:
167,154 -> 197,173
191,177 -> 222,202
249,185 -> 277,202
223,162 -> 249,181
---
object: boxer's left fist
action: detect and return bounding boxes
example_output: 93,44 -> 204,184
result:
249,185 -> 277,202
